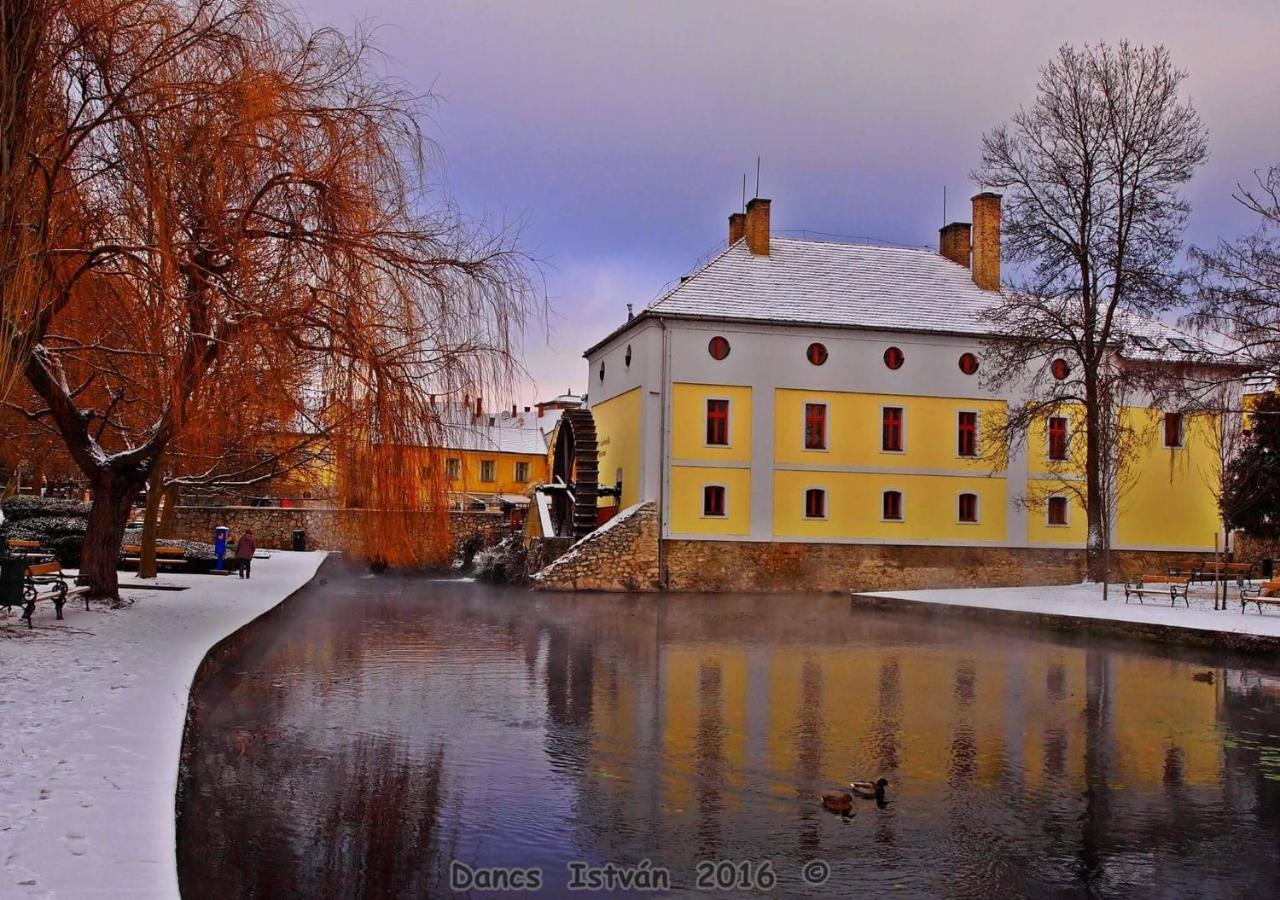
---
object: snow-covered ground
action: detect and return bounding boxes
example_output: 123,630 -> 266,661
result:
0,551 -> 326,899
859,581 -> 1280,639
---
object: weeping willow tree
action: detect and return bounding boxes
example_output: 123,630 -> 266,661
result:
8,0 -> 535,597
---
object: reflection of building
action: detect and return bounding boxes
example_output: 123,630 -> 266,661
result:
581,194 -> 1242,589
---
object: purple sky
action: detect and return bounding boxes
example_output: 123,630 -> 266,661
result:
300,0 -> 1280,406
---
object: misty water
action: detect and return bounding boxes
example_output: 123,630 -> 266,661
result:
176,568 -> 1280,898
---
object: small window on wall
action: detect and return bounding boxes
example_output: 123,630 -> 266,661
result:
958,411 -> 978,457
514,461 -> 530,482
884,346 -> 905,370
1047,416 -> 1069,461
703,485 -> 726,517
804,488 -> 826,519
883,490 -> 903,521
959,352 -> 980,375
706,399 -> 730,446
958,492 -> 978,523
708,336 -> 730,360
445,458 -> 461,481
805,403 -> 827,450
1051,358 -> 1071,380
1163,412 -> 1184,448
882,406 -> 904,452
479,460 -> 496,483
625,345 -> 632,367
599,361 -> 605,382
806,342 -> 828,365
1047,496 -> 1068,526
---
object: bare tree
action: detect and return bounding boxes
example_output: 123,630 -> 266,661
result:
976,42 -> 1208,580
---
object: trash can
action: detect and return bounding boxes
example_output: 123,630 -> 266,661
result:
213,525 -> 230,571
292,529 -> 306,552
1263,558 -> 1275,578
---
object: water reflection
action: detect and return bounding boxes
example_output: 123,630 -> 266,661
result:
177,570 -> 1280,898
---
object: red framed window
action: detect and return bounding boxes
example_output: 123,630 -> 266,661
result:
708,336 -> 730,360
1163,412 -> 1183,448
805,403 -> 827,450
1047,496 -> 1068,525
959,352 -> 980,375
1047,416 -> 1068,461
958,492 -> 978,523
882,406 -> 903,452
703,485 -> 726,517
1051,358 -> 1070,381
957,411 -> 978,457
884,346 -> 905,370
804,488 -> 826,519
806,343 -> 828,365
706,399 -> 729,446
883,490 -> 903,521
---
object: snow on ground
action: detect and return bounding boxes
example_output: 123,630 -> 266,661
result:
860,581 -> 1280,639
0,551 -> 326,899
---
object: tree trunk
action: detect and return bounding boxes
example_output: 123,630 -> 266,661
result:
138,460 -> 165,579
1085,383 -> 1108,582
82,469 -> 147,601
159,482 -> 179,537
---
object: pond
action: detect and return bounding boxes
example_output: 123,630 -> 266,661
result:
176,567 -> 1280,898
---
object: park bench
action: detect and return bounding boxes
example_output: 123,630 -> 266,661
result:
1195,561 -> 1255,584
0,559 -> 89,628
1124,574 -> 1190,607
119,544 -> 187,569
1239,579 -> 1280,615
5,538 -> 54,562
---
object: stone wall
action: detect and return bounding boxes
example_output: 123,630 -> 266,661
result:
661,540 -> 1217,593
531,502 -> 660,592
168,505 -> 504,557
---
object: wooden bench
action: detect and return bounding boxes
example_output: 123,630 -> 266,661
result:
1124,575 -> 1190,607
5,538 -> 54,562
119,545 -> 187,569
0,560 -> 90,628
1195,561 -> 1255,583
1240,580 -> 1280,615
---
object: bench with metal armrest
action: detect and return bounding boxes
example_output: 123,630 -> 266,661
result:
1239,579 -> 1280,614
1196,560 -> 1256,583
1124,574 -> 1190,607
119,545 -> 187,568
0,559 -> 90,628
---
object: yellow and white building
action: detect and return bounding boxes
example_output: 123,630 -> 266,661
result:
582,194 -> 1236,589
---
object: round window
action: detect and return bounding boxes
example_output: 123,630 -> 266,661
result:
884,346 -> 905,370
598,361 -> 605,382
959,352 -> 979,375
806,342 -> 828,366
708,336 -> 730,360
1051,358 -> 1070,381
625,345 -> 632,367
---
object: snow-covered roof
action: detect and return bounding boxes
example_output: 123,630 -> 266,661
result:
434,403 -> 549,455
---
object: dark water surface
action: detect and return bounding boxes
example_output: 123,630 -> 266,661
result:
176,569 -> 1280,898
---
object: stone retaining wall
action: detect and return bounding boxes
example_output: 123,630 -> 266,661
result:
531,502 -> 660,592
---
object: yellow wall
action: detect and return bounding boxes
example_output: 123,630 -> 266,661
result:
774,389 -> 1005,470
592,387 -> 642,509
671,383 -> 753,463
1025,480 -> 1087,545
1115,408 -> 1220,549
441,448 -> 547,495
773,470 -> 1006,541
670,466 -> 751,535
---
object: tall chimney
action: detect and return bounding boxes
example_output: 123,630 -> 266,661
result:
971,192 -> 1001,290
744,197 -> 771,256
939,222 -> 971,268
474,396 -> 482,418
728,212 -> 746,245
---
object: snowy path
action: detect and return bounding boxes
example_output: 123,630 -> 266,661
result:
0,551 -> 326,899
858,581 -> 1280,641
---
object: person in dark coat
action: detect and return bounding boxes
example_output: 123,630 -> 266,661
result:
235,529 -> 257,579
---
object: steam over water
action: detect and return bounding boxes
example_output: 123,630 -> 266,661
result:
177,568 -> 1280,898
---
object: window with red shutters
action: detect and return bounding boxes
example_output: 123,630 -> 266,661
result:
1047,416 -> 1068,460
706,399 -> 729,446
883,490 -> 903,521
703,485 -> 725,517
958,411 -> 978,457
805,403 -> 827,450
958,492 -> 978,523
882,407 -> 903,452
1047,496 -> 1068,525
1163,412 -> 1183,448
804,488 -> 826,519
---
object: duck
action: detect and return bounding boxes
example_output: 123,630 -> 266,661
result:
850,778 -> 888,800
821,791 -> 855,813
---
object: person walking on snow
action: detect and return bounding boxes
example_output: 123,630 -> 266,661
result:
235,529 -> 257,579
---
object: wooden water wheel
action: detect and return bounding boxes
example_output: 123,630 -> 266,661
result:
543,408 -> 599,540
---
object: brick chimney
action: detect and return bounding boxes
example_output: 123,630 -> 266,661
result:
971,192 -> 1001,290
474,396 -> 482,418
728,212 -> 746,245
939,221 -> 971,268
744,197 -> 770,256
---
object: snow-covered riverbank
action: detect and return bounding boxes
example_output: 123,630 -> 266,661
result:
1,551 -> 326,899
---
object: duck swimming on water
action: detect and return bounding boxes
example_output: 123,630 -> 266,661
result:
821,791 -> 855,813
850,778 -> 888,800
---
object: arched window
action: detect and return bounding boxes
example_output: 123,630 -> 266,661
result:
703,485 -> 726,517
708,336 -> 730,360
958,492 -> 978,523
884,346 -> 905,370
959,352 -> 979,375
804,488 -> 826,519
806,342 -> 828,366
882,490 -> 903,521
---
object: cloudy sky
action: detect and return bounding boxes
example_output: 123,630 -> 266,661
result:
300,0 -> 1280,405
